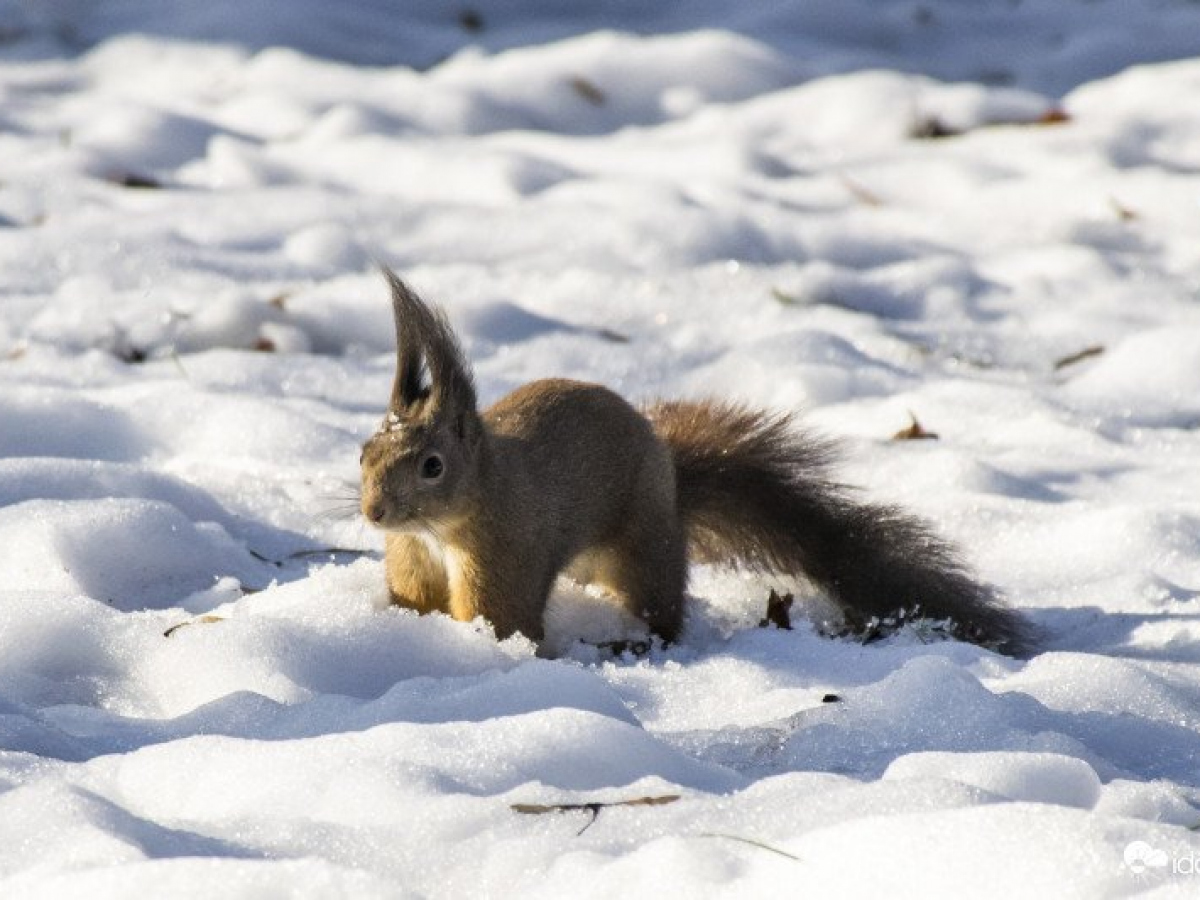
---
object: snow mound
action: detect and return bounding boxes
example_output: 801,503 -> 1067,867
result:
884,750 -> 1102,808
0,498 -> 260,609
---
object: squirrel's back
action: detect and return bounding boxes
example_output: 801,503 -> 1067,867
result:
482,377 -> 674,529
485,378 -> 657,462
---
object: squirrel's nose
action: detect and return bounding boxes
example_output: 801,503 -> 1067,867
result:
364,499 -> 386,523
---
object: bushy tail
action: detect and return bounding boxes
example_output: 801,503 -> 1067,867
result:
646,400 -> 1034,656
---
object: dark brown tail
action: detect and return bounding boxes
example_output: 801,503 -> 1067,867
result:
647,400 -> 1035,656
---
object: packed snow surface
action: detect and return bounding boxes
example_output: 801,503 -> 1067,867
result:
2,1 -> 1200,897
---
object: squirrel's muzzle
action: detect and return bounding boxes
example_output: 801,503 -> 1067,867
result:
364,498 -> 387,524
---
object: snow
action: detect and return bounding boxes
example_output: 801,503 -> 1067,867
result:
2,1 -> 1200,896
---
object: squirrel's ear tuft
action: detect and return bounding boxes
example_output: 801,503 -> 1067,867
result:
382,267 -> 477,422
384,267 -> 428,414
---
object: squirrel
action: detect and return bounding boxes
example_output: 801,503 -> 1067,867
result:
359,269 -> 1034,656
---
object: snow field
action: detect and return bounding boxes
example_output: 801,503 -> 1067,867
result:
2,2 -> 1200,896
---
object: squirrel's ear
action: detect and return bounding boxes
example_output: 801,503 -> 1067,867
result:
382,267 -> 477,422
385,267 -> 428,415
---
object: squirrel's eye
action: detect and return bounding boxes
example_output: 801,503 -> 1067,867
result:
419,453 -> 445,481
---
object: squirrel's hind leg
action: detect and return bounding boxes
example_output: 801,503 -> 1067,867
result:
611,524 -> 688,643
587,482 -> 688,644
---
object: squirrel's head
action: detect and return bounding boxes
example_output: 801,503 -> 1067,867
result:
360,269 -> 482,532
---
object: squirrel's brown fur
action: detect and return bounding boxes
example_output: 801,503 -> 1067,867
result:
360,271 -> 1034,655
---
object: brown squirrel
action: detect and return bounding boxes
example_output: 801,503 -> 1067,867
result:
360,270 -> 1033,655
